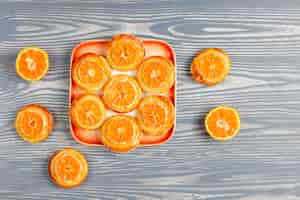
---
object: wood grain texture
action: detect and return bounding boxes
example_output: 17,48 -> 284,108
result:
1,0 -> 300,199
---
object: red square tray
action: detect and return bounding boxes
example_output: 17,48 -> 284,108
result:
69,38 -> 176,147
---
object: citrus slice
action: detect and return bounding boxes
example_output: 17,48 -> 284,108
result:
72,54 -> 111,91
48,148 -> 88,188
191,48 -> 231,85
16,47 -> 49,81
71,94 -> 105,130
205,106 -> 240,141
107,34 -> 145,71
15,104 -> 53,143
137,96 -> 175,136
101,115 -> 141,153
137,56 -> 175,93
103,75 -> 142,113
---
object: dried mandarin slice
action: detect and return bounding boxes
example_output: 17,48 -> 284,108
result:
137,56 -> 175,93
137,96 -> 175,136
107,34 -> 145,71
72,54 -> 111,91
16,47 -> 49,81
103,75 -> 142,113
48,148 -> 88,188
191,48 -> 231,86
205,106 -> 240,141
101,115 -> 141,153
71,94 -> 105,130
15,104 -> 53,143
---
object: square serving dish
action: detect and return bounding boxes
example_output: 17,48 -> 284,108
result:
69,38 -> 176,147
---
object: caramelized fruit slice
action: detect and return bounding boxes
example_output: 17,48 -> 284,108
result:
103,75 -> 142,113
71,94 -> 105,130
48,148 -> 88,188
16,47 -> 49,81
15,104 -> 53,143
72,54 -> 111,91
205,106 -> 240,141
137,96 -> 175,136
137,56 -> 175,93
107,34 -> 145,71
101,115 -> 141,153
191,48 -> 231,85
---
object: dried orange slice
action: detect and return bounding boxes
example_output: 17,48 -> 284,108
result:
72,54 -> 111,91
15,104 -> 53,143
101,115 -> 141,153
191,48 -> 231,85
107,34 -> 145,71
103,75 -> 142,113
71,94 -> 105,130
137,56 -> 175,93
16,47 -> 49,81
137,96 -> 175,136
48,148 -> 88,188
205,106 -> 240,141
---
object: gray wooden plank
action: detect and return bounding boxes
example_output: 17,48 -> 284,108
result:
0,0 -> 299,199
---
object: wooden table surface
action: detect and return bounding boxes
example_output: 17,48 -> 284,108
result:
1,0 -> 300,199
